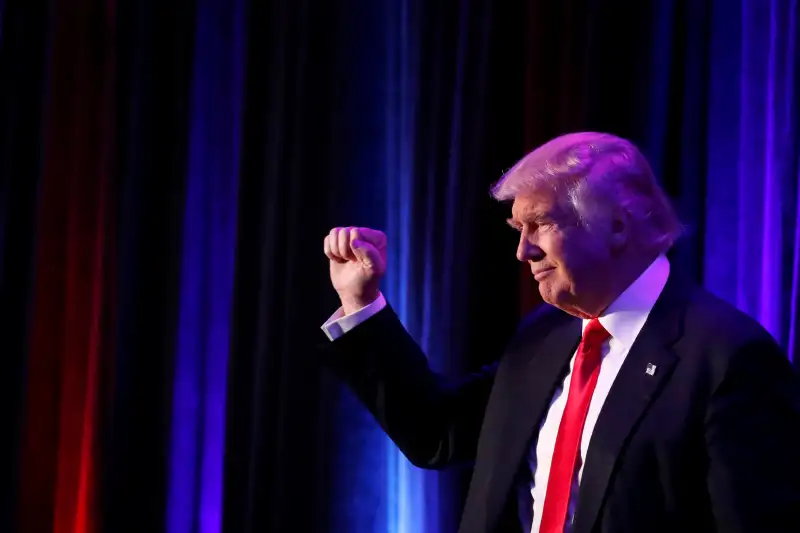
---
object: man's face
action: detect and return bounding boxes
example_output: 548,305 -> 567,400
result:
509,192 -> 612,318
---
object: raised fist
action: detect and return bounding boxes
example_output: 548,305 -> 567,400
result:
323,227 -> 387,314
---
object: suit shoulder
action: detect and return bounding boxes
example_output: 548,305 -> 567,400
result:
667,287 -> 798,398
679,288 -> 794,386
683,288 -> 778,348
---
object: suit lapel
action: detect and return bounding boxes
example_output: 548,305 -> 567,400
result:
572,274 -> 689,533
461,310 -> 581,533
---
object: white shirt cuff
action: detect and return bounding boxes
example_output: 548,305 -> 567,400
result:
320,292 -> 387,341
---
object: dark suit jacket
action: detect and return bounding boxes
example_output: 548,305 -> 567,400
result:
319,273 -> 800,532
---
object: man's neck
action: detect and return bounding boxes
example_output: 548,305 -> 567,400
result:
583,252 -> 661,318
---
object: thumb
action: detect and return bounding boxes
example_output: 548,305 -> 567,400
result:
351,239 -> 381,269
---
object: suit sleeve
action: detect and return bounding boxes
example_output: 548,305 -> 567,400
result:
705,334 -> 800,532
317,303 -> 497,469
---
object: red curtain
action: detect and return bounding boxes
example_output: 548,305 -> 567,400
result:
19,0 -> 116,531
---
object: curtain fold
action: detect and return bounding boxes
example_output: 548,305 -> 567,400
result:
0,1 -> 50,531
18,0 -> 115,530
705,0 -> 800,360
103,0 -> 196,531
166,0 -> 245,530
221,1 -> 342,531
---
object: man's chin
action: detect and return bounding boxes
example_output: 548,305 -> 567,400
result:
538,284 -> 560,307
538,285 -> 573,314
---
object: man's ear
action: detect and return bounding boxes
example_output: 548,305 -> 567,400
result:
608,206 -> 630,250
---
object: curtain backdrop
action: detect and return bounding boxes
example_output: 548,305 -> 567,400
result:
0,0 -> 797,532
0,1 -> 50,532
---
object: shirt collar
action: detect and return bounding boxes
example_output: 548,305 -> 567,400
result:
582,254 -> 671,349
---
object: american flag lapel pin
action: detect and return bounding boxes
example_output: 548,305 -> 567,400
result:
645,363 -> 657,376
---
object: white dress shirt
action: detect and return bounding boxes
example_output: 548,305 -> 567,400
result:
320,291 -> 388,341
321,255 -> 670,533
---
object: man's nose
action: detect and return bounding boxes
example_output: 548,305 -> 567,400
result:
516,236 -> 544,263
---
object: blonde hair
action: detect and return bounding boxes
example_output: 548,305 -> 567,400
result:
490,132 -> 683,253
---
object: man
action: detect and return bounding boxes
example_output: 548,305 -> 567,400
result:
318,132 -> 800,532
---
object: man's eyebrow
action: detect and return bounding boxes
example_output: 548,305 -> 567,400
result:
510,211 -> 551,225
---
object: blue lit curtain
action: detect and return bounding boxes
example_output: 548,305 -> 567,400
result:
167,0 -> 245,530
324,0 -> 502,531
704,0 -> 800,360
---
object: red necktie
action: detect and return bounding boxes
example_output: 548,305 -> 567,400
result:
539,318 -> 610,533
